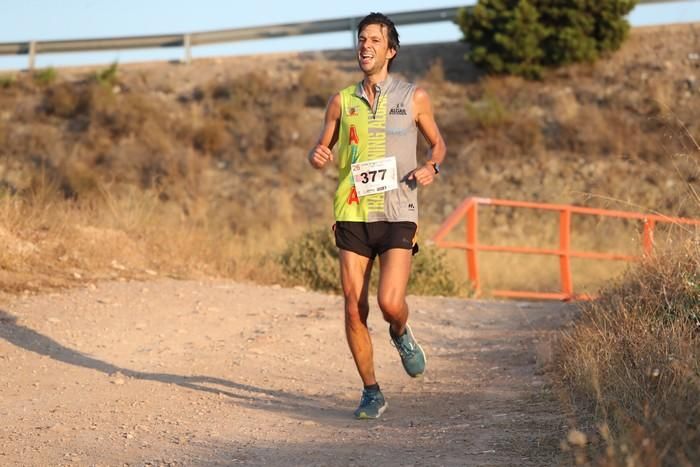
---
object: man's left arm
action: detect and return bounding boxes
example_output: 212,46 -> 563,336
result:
410,87 -> 446,186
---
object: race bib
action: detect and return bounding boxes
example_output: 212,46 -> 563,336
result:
351,157 -> 398,197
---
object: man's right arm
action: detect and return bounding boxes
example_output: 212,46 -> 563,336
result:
308,93 -> 341,169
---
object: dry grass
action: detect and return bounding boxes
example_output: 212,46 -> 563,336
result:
0,180 -> 297,294
552,118 -> 700,466
554,241 -> 700,466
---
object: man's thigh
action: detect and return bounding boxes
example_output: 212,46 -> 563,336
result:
339,249 -> 374,305
378,248 -> 412,303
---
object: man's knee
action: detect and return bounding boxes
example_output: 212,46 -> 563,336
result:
344,298 -> 370,326
377,293 -> 405,321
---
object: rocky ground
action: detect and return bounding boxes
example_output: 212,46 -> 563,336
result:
0,279 -> 576,466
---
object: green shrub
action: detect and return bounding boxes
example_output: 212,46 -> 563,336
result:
458,0 -> 547,79
278,227 -> 340,292
466,93 -> 511,129
0,74 -> 15,89
34,67 -> 57,86
457,0 -> 637,79
278,227 -> 459,296
95,62 -> 119,87
409,245 -> 460,296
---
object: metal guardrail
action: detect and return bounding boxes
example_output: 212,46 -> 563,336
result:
0,7 -> 462,69
432,197 -> 700,301
0,0 -> 695,70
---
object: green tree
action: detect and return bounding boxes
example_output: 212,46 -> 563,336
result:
457,0 -> 637,79
459,0 -> 547,79
589,0 -> 636,53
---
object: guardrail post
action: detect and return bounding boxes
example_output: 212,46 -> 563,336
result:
466,202 -> 480,296
183,34 -> 192,64
559,209 -> 573,298
28,41 -> 37,70
642,218 -> 655,256
349,18 -> 357,49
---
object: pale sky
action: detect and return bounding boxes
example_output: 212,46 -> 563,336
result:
1,0 -> 699,71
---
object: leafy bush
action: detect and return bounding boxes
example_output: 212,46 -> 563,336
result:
34,67 -> 58,86
466,93 -> 512,129
409,245 -> 460,296
278,227 -> 340,292
457,0 -> 637,79
95,62 -> 119,87
0,74 -> 15,89
458,0 -> 546,79
278,226 -> 459,296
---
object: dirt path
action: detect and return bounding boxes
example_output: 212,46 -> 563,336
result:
0,279 -> 575,466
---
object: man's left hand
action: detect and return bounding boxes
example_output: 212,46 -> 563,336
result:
408,163 -> 435,186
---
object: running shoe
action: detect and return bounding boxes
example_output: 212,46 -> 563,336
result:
390,324 -> 426,377
354,388 -> 387,419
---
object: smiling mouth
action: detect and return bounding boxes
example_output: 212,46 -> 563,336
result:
359,54 -> 374,65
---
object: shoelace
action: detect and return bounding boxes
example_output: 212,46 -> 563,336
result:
360,391 -> 381,406
390,334 -> 416,358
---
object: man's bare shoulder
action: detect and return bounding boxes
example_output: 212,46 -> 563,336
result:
327,92 -> 342,106
412,87 -> 432,104
325,93 -> 342,119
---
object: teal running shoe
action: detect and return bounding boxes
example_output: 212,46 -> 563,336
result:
354,389 -> 387,419
390,324 -> 426,377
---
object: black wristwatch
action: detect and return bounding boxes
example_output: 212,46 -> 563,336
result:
430,162 -> 440,174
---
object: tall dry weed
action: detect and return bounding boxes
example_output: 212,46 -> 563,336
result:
555,241 -> 700,466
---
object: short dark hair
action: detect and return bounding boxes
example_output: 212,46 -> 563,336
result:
357,12 -> 400,70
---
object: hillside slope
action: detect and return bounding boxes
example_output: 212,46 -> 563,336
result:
0,23 -> 698,293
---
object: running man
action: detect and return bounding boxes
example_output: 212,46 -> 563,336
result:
307,12 -> 446,419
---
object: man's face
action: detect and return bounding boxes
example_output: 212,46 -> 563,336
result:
357,23 -> 396,75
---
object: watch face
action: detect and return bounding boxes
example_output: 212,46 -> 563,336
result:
432,163 -> 440,174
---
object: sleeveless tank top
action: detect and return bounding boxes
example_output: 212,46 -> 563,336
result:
333,75 -> 418,223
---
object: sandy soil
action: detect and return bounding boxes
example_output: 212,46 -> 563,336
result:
0,279 -> 576,466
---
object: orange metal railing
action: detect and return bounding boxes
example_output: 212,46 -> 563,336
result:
432,197 -> 700,301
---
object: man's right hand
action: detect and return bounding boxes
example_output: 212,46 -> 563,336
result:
308,144 -> 334,169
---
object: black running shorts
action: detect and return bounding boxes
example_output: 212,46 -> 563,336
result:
334,221 -> 418,259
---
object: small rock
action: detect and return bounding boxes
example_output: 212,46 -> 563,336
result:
47,317 -> 61,324
294,286 -> 307,292
567,429 -> 588,447
111,372 -> 126,385
144,269 -> 158,276
110,260 -> 127,271
72,272 -> 82,279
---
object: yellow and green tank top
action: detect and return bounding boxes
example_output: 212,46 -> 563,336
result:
333,75 -> 418,223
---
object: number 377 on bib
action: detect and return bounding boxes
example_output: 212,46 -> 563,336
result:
351,157 -> 399,197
